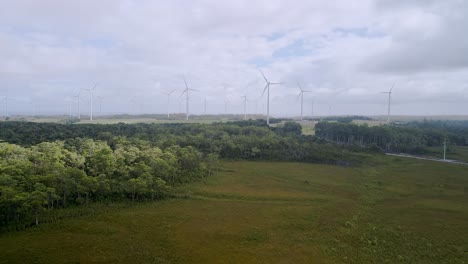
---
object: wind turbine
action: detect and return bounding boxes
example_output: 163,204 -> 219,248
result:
180,78 -> 198,120
82,84 -> 97,121
161,89 -> 176,119
241,95 -> 248,120
297,81 -> 312,120
259,70 -> 282,125
65,97 -> 73,117
97,96 -> 104,115
1,95 -> 7,117
73,92 -> 81,119
203,98 -> 207,115
223,86 -> 230,115
310,98 -> 315,118
381,81 -> 396,123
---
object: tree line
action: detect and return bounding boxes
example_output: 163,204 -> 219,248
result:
0,120 -> 363,163
315,121 -> 468,153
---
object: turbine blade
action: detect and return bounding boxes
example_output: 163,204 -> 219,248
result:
297,81 -> 303,92
270,82 -> 283,85
183,78 -> 189,90
259,70 -> 269,83
390,81 -> 397,93
261,84 -> 268,98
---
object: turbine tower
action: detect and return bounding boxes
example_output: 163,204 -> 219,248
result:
310,98 -> 315,117
65,97 -> 73,117
297,81 -> 312,120
97,96 -> 104,115
259,70 -> 282,125
1,95 -> 7,117
82,84 -> 97,121
223,86 -> 229,115
73,92 -> 81,120
381,82 -> 396,123
180,78 -> 198,120
161,89 -> 176,118
203,98 -> 207,115
241,95 -> 248,120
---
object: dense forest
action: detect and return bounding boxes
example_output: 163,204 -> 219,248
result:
0,137 -> 217,231
0,120 -> 364,163
315,120 -> 468,153
0,120 -> 367,231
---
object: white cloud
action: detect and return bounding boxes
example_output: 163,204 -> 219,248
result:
0,0 -> 466,116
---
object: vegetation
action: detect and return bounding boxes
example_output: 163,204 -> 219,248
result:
0,139 -> 214,231
315,120 -> 468,154
0,160 -> 466,263
0,120 -> 367,165
1,119 -> 467,263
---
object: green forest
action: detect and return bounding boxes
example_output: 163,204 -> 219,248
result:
1,119 -> 467,232
315,120 -> 468,153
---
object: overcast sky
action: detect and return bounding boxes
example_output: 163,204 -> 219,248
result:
1,0 -> 467,117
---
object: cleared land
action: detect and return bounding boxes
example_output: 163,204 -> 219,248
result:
0,159 -> 467,263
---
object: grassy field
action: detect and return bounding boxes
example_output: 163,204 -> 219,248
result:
1,159 -> 467,263
427,146 -> 468,163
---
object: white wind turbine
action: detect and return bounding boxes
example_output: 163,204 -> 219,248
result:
82,84 -> 97,121
65,96 -> 73,117
297,81 -> 312,120
1,88 -> 10,117
310,98 -> 315,118
180,78 -> 198,120
161,89 -> 176,119
73,91 -> 82,119
381,82 -> 396,123
203,98 -> 207,115
259,70 -> 282,125
1,95 -> 7,117
97,96 -> 104,115
223,86 -> 230,115
241,95 -> 248,120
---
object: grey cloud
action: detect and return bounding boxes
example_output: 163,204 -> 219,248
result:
362,0 -> 468,74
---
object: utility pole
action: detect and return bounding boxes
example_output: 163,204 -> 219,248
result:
443,139 -> 447,161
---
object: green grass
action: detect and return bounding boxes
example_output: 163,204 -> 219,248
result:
1,159 -> 467,263
427,146 -> 468,162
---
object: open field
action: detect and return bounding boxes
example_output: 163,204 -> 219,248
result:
1,159 -> 467,263
427,146 -> 468,163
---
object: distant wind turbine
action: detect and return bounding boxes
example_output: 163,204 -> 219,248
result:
97,96 -> 104,115
381,82 -> 396,123
180,78 -> 198,120
161,89 -> 176,118
223,86 -> 230,114
203,98 -> 207,115
297,81 -> 312,120
82,84 -> 97,121
259,70 -> 282,125
241,95 -> 248,120
65,97 -> 73,117
73,92 -> 82,119
1,95 -> 8,117
310,98 -> 315,118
